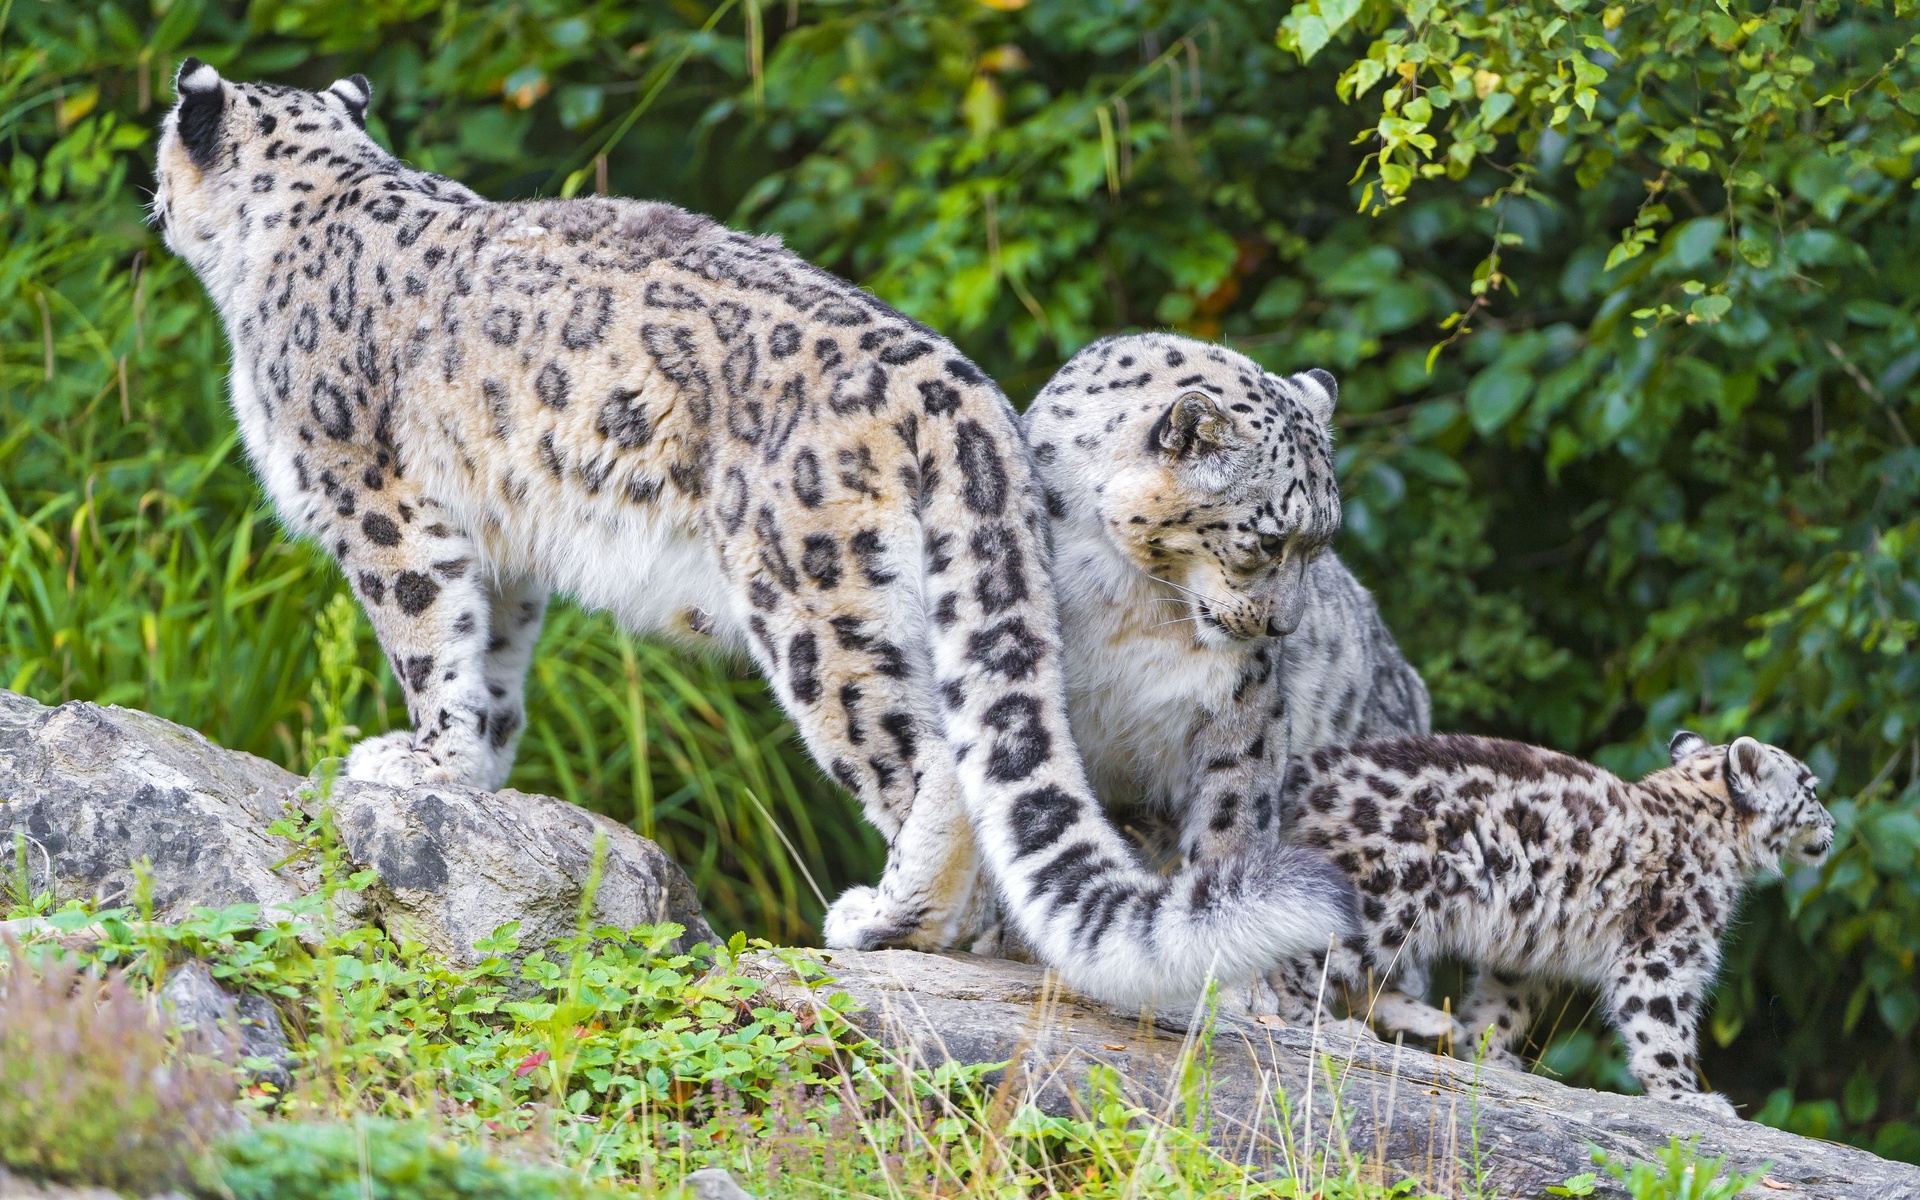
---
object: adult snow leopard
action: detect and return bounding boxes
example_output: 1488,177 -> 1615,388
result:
151,63 -> 1353,1006
1271,731 -> 1833,1115
1023,333 -> 1431,872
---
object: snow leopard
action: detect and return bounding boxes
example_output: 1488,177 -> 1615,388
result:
151,61 -> 1354,1007
1023,333 -> 1431,873
1267,730 -> 1833,1116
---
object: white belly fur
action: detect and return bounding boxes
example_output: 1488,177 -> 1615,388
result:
1053,529 -> 1246,809
408,438 -> 746,649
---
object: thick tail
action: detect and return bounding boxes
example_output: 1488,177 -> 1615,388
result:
909,367 -> 1357,1009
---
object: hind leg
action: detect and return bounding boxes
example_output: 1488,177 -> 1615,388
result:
471,575 -> 548,790
820,762 -> 982,950
722,518 -> 980,949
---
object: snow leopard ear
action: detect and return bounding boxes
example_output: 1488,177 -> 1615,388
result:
173,57 -> 226,168
327,74 -> 373,127
1296,368 -> 1338,426
1668,730 -> 1711,765
1154,391 -> 1238,459
1724,736 -> 1768,811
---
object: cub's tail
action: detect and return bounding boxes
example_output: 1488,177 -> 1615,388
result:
911,364 -> 1356,1009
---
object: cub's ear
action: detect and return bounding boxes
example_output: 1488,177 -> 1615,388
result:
173,57 -> 226,168
327,74 -> 373,127
1668,730 -> 1711,765
1297,368 -> 1338,425
1724,735 -> 1767,810
1153,390 -> 1236,459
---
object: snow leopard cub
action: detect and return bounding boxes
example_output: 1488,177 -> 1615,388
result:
1270,730 -> 1833,1116
152,64 -> 1355,1008
1024,333 -> 1431,872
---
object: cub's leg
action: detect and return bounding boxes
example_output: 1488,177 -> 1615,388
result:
1454,970 -> 1540,1069
472,575 -> 549,790
333,484 -> 502,789
1605,943 -> 1736,1117
722,518 -> 978,950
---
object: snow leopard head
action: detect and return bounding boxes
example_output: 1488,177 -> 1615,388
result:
153,60 -> 390,299
1025,332 -> 1341,646
1669,730 -> 1834,867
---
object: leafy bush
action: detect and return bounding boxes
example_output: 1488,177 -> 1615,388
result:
4,0 -> 1919,1155
216,1119 -> 617,1200
0,951 -> 236,1190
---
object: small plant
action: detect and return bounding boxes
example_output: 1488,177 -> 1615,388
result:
302,590 -> 379,768
0,950 -> 237,1191
1588,1137 -> 1768,1200
215,1118 -> 619,1200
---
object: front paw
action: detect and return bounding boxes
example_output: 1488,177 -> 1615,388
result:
822,886 -> 938,951
1665,1089 -> 1739,1120
1312,1017 -> 1381,1049
343,732 -> 461,788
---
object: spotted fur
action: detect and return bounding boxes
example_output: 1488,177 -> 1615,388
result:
1023,333 -> 1429,871
152,64 -> 1345,1007
1266,730 -> 1833,1116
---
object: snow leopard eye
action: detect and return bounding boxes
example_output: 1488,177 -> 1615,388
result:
1258,533 -> 1285,560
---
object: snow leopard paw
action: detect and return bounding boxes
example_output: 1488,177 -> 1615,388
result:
822,886 -> 936,951
343,731 -> 466,788
1666,1089 -> 1739,1120
1311,1017 -> 1381,1049
1368,990 -> 1464,1044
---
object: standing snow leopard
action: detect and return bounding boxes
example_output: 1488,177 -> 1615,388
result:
1268,731 -> 1834,1116
151,63 -> 1355,1007
1023,333 -> 1431,873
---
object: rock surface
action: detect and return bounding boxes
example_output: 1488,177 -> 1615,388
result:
158,960 -> 294,1093
682,1168 -> 759,1199
0,689 -> 714,963
740,948 -> 1920,1199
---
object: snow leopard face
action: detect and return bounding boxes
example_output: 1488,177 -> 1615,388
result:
1025,332 -> 1341,646
1669,730 -> 1833,867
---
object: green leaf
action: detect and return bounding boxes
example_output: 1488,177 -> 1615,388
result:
1689,294 -> 1731,323
1467,367 -> 1533,435
152,0 -> 205,56
1736,237 -> 1775,268
1276,0 -> 1363,63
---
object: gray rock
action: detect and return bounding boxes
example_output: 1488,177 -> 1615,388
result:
327,777 -> 714,969
158,960 -> 294,1094
738,948 -> 1920,1200
682,1168 -> 758,1200
0,690 -> 715,965
0,690 -> 313,918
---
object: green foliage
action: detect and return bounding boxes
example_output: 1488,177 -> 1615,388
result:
7,892 -> 1453,1198
5,0 -> 1920,1157
1589,1137 -> 1767,1200
0,953 -> 235,1191
216,1119 -> 619,1200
